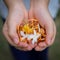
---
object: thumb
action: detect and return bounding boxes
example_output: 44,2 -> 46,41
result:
8,16 -> 24,44
7,9 -> 24,44
8,25 -> 19,44
45,21 -> 54,46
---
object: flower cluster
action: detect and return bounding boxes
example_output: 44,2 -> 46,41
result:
17,19 -> 46,44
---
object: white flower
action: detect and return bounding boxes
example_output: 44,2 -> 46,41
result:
32,30 -> 41,44
20,30 -> 41,44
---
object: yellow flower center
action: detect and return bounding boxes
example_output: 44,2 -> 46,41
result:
22,24 -> 33,34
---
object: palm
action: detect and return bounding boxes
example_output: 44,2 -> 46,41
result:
3,3 -> 33,51
29,4 -> 56,51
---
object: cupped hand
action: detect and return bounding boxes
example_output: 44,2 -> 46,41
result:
3,2 -> 33,51
29,0 -> 56,51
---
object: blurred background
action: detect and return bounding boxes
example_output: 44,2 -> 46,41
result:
0,10 -> 60,60
0,0 -> 60,60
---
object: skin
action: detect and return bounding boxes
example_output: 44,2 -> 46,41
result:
3,0 -> 33,51
3,0 -> 56,51
29,0 -> 56,51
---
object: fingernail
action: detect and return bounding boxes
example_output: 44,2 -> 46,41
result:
13,38 -> 19,44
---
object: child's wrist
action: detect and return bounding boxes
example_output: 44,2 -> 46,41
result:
31,0 -> 49,8
8,1 -> 23,11
6,0 -> 23,10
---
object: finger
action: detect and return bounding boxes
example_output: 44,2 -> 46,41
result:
17,40 -> 33,51
18,43 -> 33,51
15,46 -> 31,51
18,42 -> 28,48
35,45 -> 47,51
7,6 -> 25,44
8,29 -> 19,44
24,41 -> 35,51
45,21 -> 54,46
25,41 -> 34,51
27,43 -> 34,50
2,23 -> 29,51
7,16 -> 24,44
35,42 -> 47,51
38,42 -> 47,48
47,22 -> 56,46
29,43 -> 34,48
16,48 -> 27,51
2,22 -> 17,47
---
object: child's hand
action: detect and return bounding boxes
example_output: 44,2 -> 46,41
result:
3,2 -> 33,51
29,0 -> 56,51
